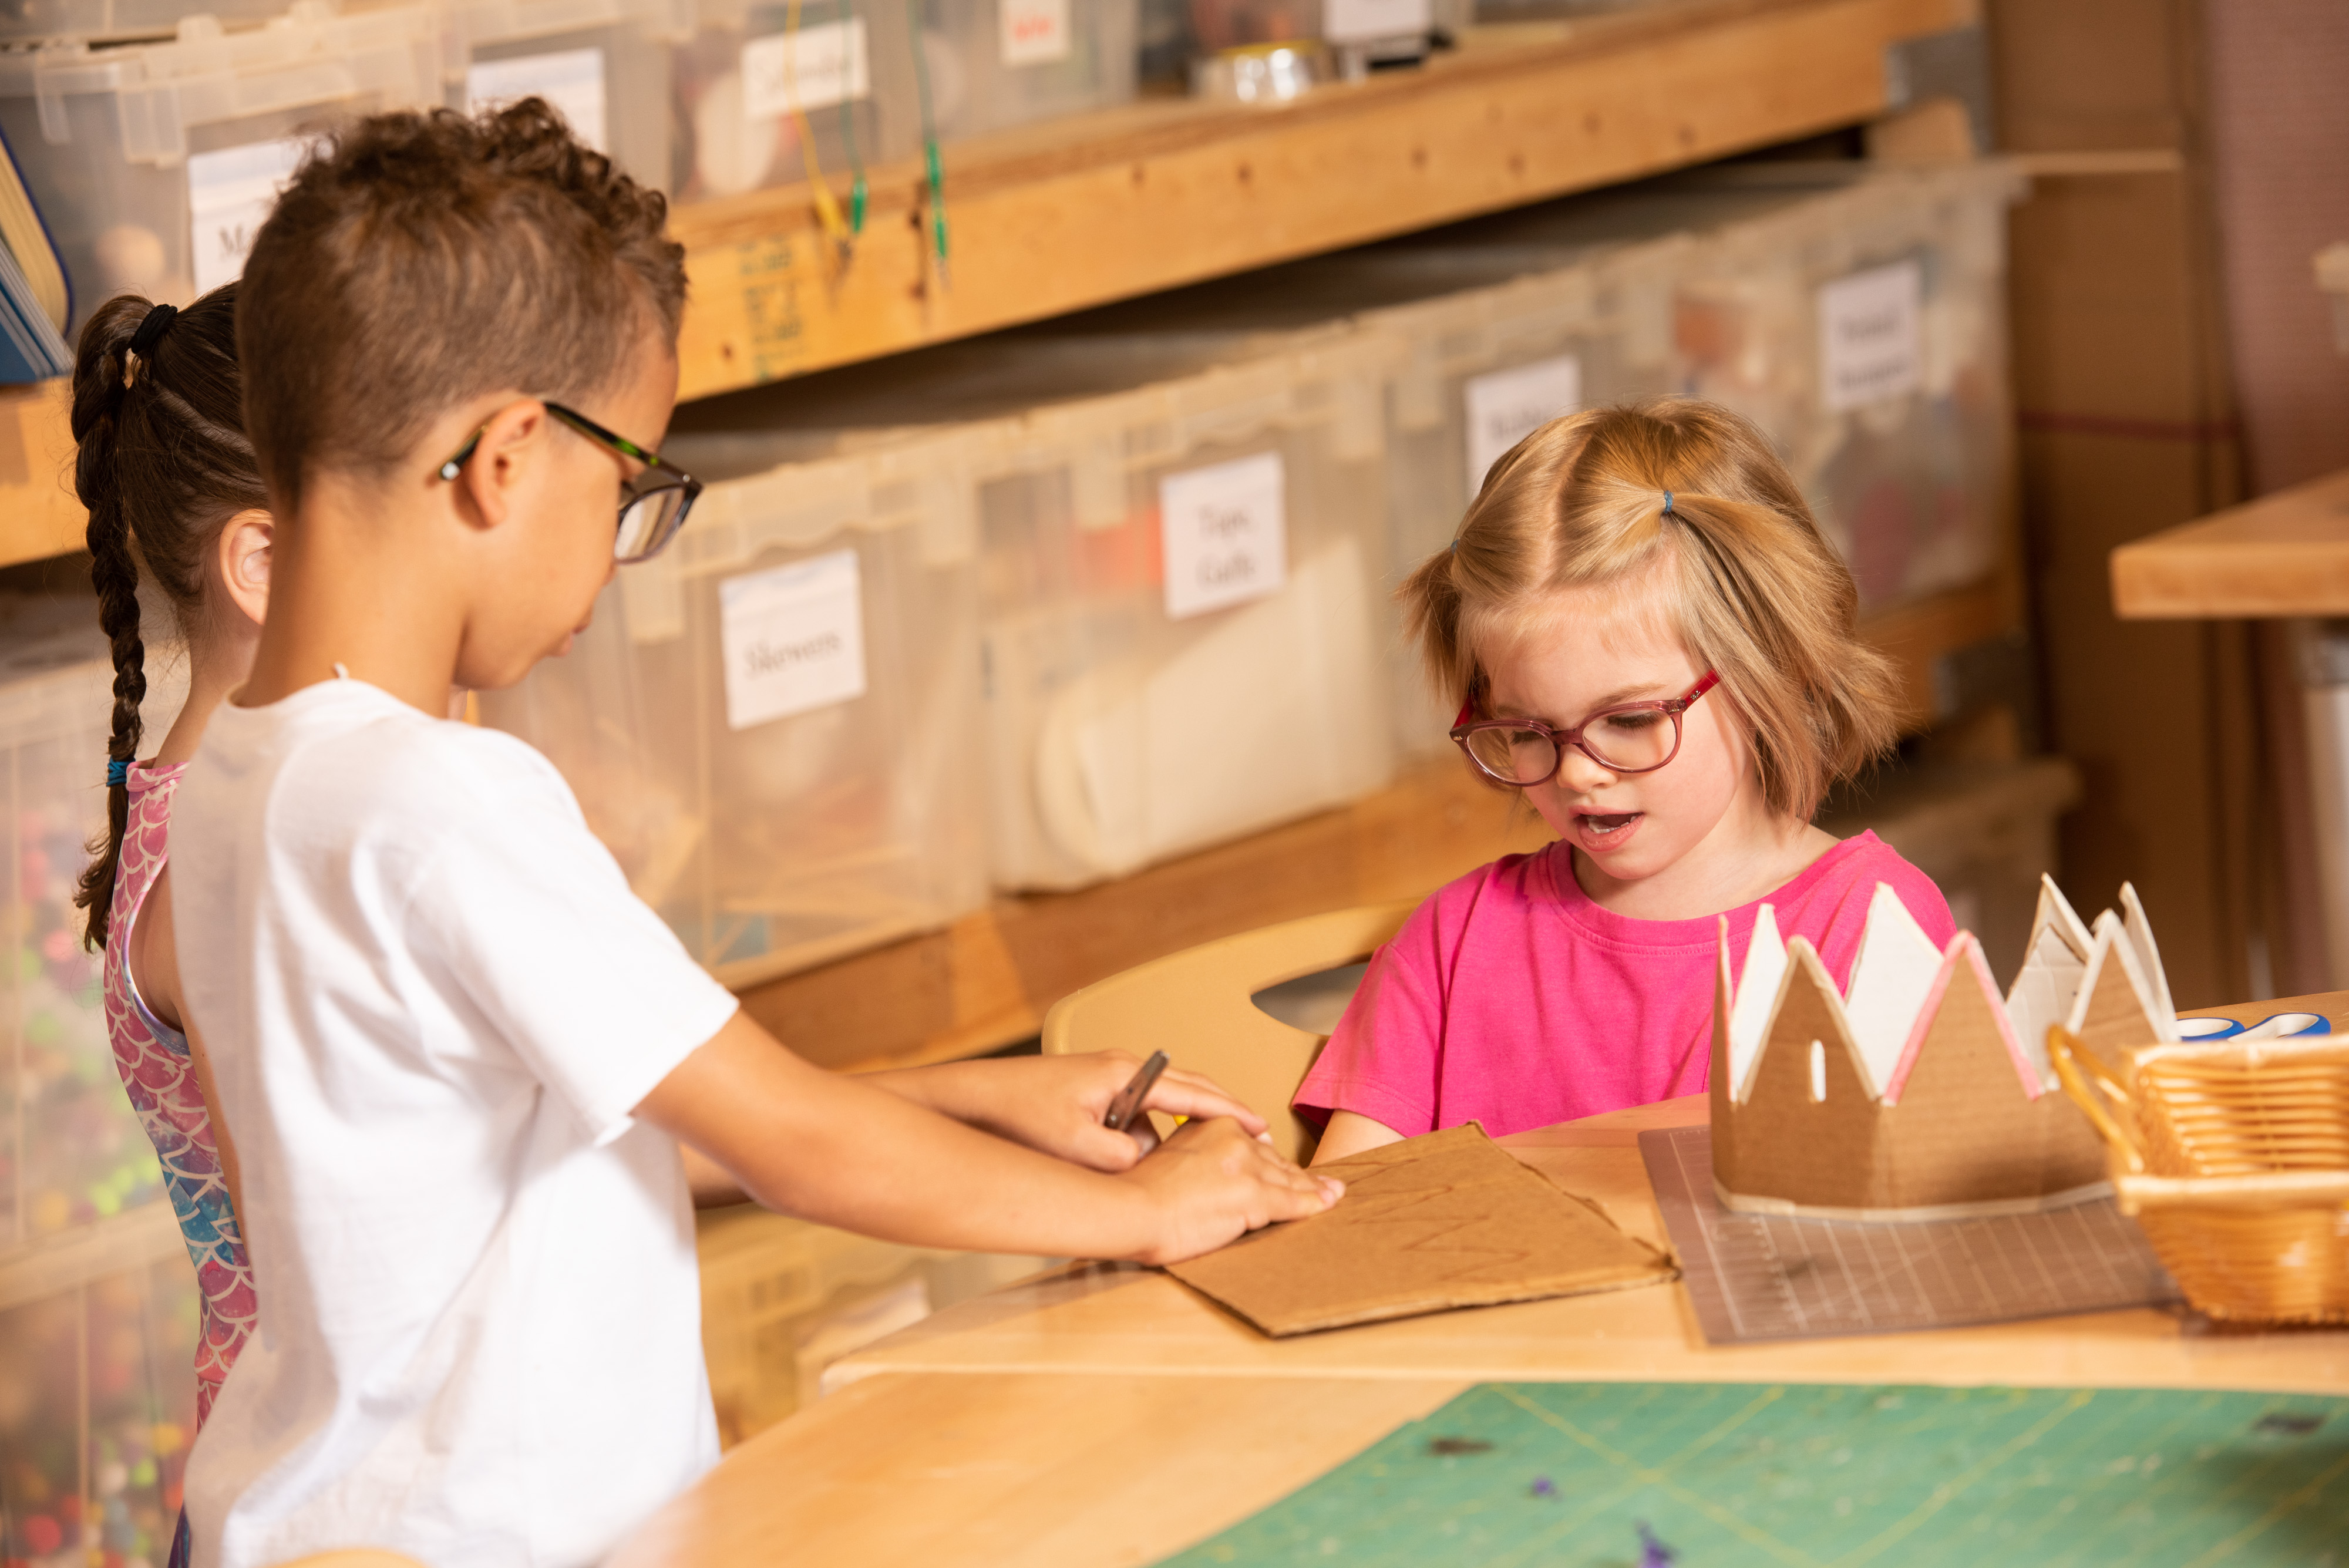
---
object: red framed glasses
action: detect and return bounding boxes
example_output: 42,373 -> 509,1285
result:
1450,670 -> 1721,786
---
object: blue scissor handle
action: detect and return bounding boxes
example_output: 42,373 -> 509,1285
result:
2176,1012 -> 2333,1041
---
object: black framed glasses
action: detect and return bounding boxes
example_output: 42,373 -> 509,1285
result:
1450,670 -> 1721,786
435,400 -> 701,564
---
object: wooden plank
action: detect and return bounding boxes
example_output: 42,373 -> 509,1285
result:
740,574 -> 2025,1076
2109,467 -> 2349,620
669,0 -> 1979,398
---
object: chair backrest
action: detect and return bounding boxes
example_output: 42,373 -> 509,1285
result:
1042,899 -> 1418,1163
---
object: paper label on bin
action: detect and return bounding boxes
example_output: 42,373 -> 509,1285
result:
187,137 -> 309,296
742,19 -> 871,118
1463,354 -> 1581,496
466,48 -> 609,153
1159,452 -> 1287,620
999,0 -> 1071,63
1323,0 -> 1431,43
1819,258 -> 1923,411
719,550 -> 868,731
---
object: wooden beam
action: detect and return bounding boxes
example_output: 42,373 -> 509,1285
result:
669,0 -> 1980,397
2110,466 -> 2349,620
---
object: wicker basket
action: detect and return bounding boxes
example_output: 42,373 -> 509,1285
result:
2050,1027 -> 2349,1325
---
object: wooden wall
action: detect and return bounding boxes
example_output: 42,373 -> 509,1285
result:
1990,0 -> 2264,1007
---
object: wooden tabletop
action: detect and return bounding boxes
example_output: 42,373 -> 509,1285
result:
610,1371 -> 1468,1567
830,991 -> 2349,1396
2109,466 -> 2349,618
615,993 -> 2349,1566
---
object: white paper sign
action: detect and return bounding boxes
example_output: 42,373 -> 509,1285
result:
1323,0 -> 1431,43
187,138 -> 309,295
1818,258 -> 1923,412
742,19 -> 871,119
719,550 -> 867,731
999,0 -> 1071,64
1159,452 -> 1287,621
466,48 -> 609,153
1463,353 -> 1581,495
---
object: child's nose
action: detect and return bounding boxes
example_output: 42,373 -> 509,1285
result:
1553,744 -> 1619,792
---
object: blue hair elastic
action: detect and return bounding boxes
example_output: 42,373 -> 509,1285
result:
1661,490 -> 1675,515
107,758 -> 129,788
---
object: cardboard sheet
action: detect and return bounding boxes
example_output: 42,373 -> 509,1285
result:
1165,1123 -> 1677,1337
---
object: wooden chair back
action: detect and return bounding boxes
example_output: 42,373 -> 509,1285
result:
1042,900 -> 1418,1163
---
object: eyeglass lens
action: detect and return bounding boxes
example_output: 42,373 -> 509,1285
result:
1462,706 -> 1681,783
615,484 -> 692,563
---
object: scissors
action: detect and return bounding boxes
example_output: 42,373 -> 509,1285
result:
2175,1012 -> 2333,1042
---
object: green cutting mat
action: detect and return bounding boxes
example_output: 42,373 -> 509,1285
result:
1159,1383 -> 2349,1567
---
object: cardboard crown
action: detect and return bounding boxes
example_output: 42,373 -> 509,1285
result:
1708,877 -> 2177,1220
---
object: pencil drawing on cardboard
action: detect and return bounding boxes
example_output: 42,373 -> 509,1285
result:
1709,876 -> 2177,1220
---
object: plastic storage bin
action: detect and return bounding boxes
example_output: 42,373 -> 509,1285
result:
435,0 -> 685,187
0,1 -> 445,334
0,0 -> 282,43
1022,242 -> 1684,754
670,329 -> 1399,891
913,0 -> 1136,141
696,1206 -> 1046,1445
673,0 -> 1134,203
0,1246 -> 200,1563
1375,161 -> 2028,616
477,440 -> 990,987
0,638 -> 179,1256
673,0 -> 917,199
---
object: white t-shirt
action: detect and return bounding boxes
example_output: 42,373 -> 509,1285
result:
173,678 -> 741,1568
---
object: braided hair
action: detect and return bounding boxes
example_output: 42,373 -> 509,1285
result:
69,285 -> 267,948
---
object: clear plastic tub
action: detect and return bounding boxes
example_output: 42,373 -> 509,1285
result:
0,0 -> 282,44
1021,247 -> 1681,754
672,0 -> 1135,203
1372,161 -> 2028,616
435,0 -> 686,187
913,0 -> 1136,142
477,439 -> 990,987
0,634 -> 178,1256
695,1206 -> 1046,1445
0,1 -> 445,333
671,331 -> 1398,891
0,1249 -> 200,1563
672,0 -> 918,200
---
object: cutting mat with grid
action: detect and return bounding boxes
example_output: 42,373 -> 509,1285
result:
1639,1124 -> 2181,1344
1156,1382 -> 2349,1568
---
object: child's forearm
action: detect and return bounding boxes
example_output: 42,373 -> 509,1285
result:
642,1015 -> 1165,1258
638,1012 -> 1339,1263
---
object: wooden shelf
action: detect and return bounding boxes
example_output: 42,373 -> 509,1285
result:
2109,467 -> 2349,620
668,0 -> 1976,399
0,0 -> 1970,570
748,567 -> 2025,1079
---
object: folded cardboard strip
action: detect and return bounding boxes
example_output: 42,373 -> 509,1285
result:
1165,1123 -> 1677,1337
1711,877 -> 2173,1220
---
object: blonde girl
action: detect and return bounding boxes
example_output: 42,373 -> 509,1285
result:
1301,398 -> 1956,1160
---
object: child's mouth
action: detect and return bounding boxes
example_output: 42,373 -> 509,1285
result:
1573,810 -> 1643,848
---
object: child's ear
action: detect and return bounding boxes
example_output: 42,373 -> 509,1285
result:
216,509 -> 274,628
452,399 -> 550,534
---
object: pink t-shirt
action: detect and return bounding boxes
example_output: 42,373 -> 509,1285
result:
1293,831 -> 1955,1140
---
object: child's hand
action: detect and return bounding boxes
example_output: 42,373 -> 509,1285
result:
1120,1118 -> 1344,1265
869,1051 -> 1270,1172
